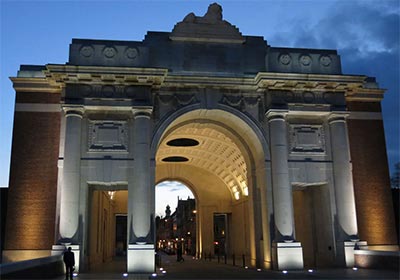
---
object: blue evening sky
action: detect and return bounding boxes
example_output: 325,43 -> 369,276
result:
1,0 -> 399,193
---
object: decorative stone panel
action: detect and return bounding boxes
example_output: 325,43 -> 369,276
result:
289,124 -> 325,154
69,39 -> 148,67
88,120 -> 128,151
267,48 -> 342,75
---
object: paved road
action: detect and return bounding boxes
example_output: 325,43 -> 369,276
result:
48,252 -> 399,280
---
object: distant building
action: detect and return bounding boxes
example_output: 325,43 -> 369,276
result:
175,198 -> 196,255
156,205 -> 174,251
156,199 -> 196,256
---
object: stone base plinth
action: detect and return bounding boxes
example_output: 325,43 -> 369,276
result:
2,250 -> 51,263
272,242 -> 304,270
127,244 -> 155,273
338,241 -> 368,267
52,244 -> 80,272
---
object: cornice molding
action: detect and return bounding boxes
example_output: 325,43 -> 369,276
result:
44,65 -> 168,87
10,77 -> 62,93
11,66 -> 386,102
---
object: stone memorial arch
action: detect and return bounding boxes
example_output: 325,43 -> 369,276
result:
4,3 -> 397,274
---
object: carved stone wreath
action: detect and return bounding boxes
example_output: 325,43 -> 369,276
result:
279,53 -> 291,65
299,54 -> 312,66
80,45 -> 94,58
125,47 -> 139,59
320,55 -> 332,67
103,47 -> 117,58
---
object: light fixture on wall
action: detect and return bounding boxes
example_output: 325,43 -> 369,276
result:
108,191 -> 115,200
242,185 -> 249,196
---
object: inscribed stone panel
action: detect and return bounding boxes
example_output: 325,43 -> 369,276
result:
88,120 -> 128,151
289,125 -> 325,154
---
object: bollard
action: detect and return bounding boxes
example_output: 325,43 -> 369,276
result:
232,254 -> 235,266
218,253 -> 220,263
209,252 -> 212,261
224,254 -> 227,264
242,254 -> 245,267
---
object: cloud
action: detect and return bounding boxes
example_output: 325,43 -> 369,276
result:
156,180 -> 183,189
269,0 -> 399,172
270,1 -> 399,56
155,181 -> 195,217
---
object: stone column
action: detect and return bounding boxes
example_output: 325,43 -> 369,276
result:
329,113 -> 358,239
267,111 -> 294,241
267,110 -> 303,270
127,107 -> 154,273
329,113 -> 363,267
52,106 -> 83,272
59,106 -> 84,242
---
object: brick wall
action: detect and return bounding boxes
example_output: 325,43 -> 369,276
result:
4,92 -> 60,250
347,101 -> 398,245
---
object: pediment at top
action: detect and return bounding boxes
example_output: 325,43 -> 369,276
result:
170,3 -> 245,44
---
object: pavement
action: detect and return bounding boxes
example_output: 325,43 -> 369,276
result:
46,252 -> 399,280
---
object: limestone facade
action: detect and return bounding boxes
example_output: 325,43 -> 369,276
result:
4,3 -> 397,273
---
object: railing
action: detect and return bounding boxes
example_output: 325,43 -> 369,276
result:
201,252 -> 251,268
0,254 -> 64,279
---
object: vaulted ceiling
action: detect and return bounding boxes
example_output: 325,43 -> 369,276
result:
156,122 -> 248,200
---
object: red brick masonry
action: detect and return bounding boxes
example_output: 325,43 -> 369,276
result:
5,92 -> 61,250
347,101 -> 397,245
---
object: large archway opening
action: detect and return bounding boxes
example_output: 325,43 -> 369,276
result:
154,109 -> 270,268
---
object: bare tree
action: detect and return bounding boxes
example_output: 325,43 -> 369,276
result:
391,162 -> 400,189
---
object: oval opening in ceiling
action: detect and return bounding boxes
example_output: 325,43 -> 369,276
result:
166,138 -> 199,147
162,156 -> 189,162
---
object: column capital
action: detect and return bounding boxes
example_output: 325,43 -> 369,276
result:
132,107 -> 153,119
265,109 -> 288,122
328,112 -> 349,124
62,105 -> 85,118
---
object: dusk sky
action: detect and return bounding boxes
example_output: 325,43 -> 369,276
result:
156,181 -> 194,217
1,0 -> 399,205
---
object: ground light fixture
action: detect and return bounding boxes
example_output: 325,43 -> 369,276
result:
352,267 -> 358,271
73,273 -> 78,277
257,268 -> 261,271
159,267 -> 164,271
162,270 -> 167,274
244,266 -> 248,269
151,273 -> 157,277
308,269 -> 314,273
123,273 -> 128,277
282,270 -> 288,274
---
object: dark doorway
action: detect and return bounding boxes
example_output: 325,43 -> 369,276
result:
115,215 -> 127,256
213,214 -> 229,256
